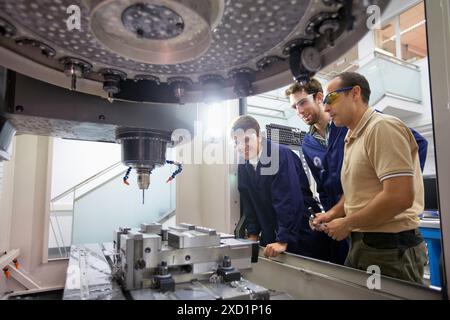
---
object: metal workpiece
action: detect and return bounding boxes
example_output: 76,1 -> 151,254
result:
178,222 -> 196,230
170,224 -> 217,234
217,232 -> 236,239
168,226 -> 221,249
159,238 -> 254,269
195,226 -> 218,235
63,244 -> 125,300
140,222 -> 163,235
0,0 -> 390,103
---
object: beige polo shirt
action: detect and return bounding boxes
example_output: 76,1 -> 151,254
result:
341,108 -> 424,233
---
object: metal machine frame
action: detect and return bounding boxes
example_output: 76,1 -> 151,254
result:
425,0 -> 450,300
2,0 -> 450,300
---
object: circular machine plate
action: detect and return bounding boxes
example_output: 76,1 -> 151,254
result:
0,0 -> 390,102
89,0 -> 218,64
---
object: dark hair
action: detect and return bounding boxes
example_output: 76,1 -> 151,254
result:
284,78 -> 323,97
333,72 -> 371,104
230,115 -> 260,136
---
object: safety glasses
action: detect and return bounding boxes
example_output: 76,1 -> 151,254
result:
291,93 -> 315,110
323,87 -> 353,105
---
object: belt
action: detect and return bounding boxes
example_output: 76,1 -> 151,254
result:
351,229 -> 424,250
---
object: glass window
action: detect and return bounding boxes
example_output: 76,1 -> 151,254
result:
375,2 -> 427,61
375,21 -> 397,57
400,2 -> 427,61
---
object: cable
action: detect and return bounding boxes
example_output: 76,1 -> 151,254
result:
123,167 -> 132,185
165,160 -> 183,183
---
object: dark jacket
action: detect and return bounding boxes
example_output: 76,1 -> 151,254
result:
238,139 -> 332,260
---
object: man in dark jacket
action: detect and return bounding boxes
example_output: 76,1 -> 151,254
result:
232,115 -> 331,260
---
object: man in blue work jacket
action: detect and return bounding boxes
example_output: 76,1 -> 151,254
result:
231,115 -> 331,259
285,79 -> 428,264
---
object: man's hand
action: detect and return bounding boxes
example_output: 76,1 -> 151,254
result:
247,234 -> 259,241
263,242 -> 287,258
311,212 -> 332,231
323,217 -> 351,241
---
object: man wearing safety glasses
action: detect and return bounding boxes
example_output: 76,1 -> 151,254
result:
285,76 -> 428,268
231,115 -> 331,260
311,72 -> 428,284
285,79 -> 350,265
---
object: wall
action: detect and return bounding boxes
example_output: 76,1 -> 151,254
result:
0,141 -> 14,293
1,135 -> 67,296
176,100 -> 240,234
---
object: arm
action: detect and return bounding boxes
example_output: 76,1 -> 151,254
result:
264,149 -> 303,257
271,150 -> 303,245
410,128 -> 428,172
326,195 -> 346,220
247,234 -> 259,241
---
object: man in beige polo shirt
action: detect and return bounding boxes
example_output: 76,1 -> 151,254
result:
313,72 -> 427,284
